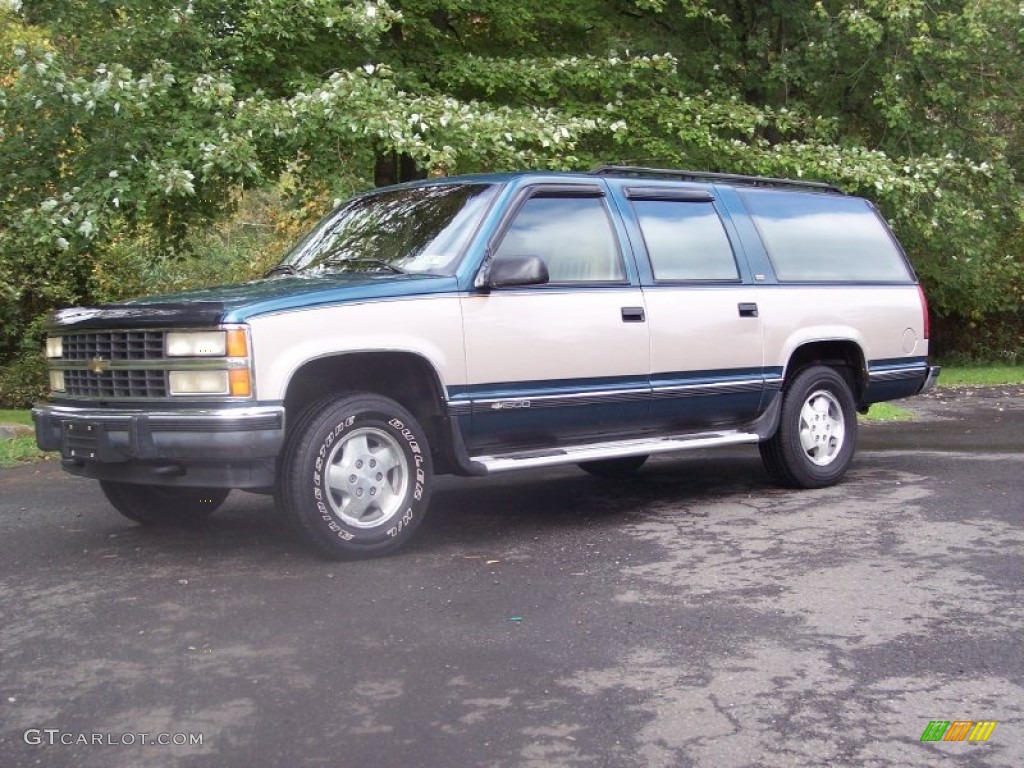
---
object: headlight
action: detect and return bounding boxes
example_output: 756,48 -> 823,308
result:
49,370 -> 65,392
46,336 -> 63,358
168,370 -> 229,395
166,331 -> 227,357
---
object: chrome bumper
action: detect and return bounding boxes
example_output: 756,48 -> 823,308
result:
33,403 -> 285,463
918,365 -> 941,395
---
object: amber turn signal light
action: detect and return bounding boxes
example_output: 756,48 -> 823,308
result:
226,329 -> 248,358
229,369 -> 251,397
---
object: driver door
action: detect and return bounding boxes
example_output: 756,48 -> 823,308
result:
460,185 -> 651,453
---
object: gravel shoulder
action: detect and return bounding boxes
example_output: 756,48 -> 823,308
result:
859,385 -> 1024,453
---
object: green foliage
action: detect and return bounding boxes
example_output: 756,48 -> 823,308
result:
0,347 -> 48,409
1,0 -> 1022,400
91,189 -> 293,303
0,405 -> 49,466
933,311 -> 1024,366
0,435 -> 50,467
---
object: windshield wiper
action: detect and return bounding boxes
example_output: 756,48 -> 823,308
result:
263,263 -> 299,278
321,257 -> 408,275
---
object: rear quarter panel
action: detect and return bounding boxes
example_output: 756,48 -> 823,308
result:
761,284 -> 927,371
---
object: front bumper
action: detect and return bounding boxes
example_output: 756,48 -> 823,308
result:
33,403 -> 285,489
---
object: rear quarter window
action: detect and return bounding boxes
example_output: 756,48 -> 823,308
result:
738,189 -> 913,282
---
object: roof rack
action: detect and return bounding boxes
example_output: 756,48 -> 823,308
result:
589,165 -> 843,194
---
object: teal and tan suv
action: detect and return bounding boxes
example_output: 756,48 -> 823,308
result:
35,166 -> 939,558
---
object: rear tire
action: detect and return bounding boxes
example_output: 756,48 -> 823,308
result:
578,455 -> 648,478
275,393 -> 433,559
760,365 -> 857,489
100,482 -> 227,526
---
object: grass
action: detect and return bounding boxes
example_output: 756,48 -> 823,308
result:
859,402 -> 915,422
0,436 -> 49,467
0,409 -> 33,427
936,365 -> 1024,387
0,408 -> 50,467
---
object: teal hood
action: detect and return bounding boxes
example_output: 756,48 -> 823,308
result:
49,273 -> 459,330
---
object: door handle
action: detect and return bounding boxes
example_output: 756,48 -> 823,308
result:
738,302 -> 758,318
621,306 -> 645,323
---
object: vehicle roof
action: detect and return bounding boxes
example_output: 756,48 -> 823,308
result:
392,166 -> 844,195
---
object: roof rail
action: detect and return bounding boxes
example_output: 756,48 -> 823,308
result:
589,165 -> 843,194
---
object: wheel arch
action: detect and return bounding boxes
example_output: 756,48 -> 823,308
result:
282,351 -> 450,457
782,339 -> 868,404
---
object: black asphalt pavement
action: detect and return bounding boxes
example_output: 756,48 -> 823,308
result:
1,387 -> 1022,767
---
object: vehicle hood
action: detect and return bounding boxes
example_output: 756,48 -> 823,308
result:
48,273 -> 459,330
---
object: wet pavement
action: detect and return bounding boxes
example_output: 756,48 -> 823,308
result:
1,388 -> 1021,767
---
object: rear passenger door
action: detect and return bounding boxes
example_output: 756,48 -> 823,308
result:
461,184 -> 650,453
612,184 -> 765,432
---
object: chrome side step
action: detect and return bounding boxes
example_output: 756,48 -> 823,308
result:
472,431 -> 760,474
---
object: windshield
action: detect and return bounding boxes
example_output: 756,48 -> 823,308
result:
274,183 -> 498,276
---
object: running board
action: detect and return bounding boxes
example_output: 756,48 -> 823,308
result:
472,431 -> 760,474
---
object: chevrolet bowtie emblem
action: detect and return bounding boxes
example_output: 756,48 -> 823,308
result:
88,356 -> 109,374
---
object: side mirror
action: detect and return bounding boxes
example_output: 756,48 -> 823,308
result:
486,254 -> 549,289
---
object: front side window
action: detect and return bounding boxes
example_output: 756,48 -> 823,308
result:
632,200 -> 739,281
274,183 -> 498,276
493,194 -> 625,283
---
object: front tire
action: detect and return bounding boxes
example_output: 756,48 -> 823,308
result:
276,393 -> 433,559
99,481 -> 228,526
760,365 -> 857,489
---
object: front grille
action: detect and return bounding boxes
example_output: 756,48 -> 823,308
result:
63,331 -> 165,361
64,369 -> 168,399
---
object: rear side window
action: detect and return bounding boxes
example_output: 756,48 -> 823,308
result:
739,189 -> 913,282
632,200 -> 739,281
